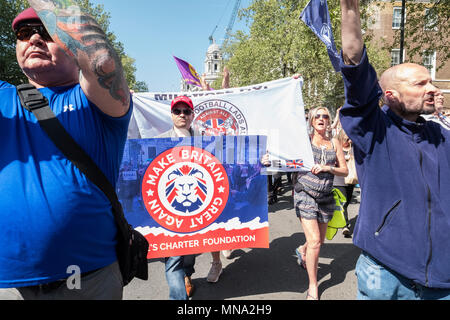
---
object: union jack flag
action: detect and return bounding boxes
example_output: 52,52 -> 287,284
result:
205,118 -> 227,134
286,159 -> 304,168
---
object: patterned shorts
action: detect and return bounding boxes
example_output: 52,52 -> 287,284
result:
294,190 -> 335,223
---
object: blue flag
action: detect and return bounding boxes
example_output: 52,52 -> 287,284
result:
300,0 -> 341,72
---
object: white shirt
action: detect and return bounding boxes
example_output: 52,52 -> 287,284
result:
422,113 -> 450,130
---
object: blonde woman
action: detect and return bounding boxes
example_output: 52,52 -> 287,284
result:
294,107 -> 348,300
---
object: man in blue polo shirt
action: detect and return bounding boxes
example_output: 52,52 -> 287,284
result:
339,0 -> 450,300
0,1 -> 132,299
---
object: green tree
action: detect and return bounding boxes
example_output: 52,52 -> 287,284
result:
221,0 -> 390,111
0,0 -> 148,91
0,0 -> 28,84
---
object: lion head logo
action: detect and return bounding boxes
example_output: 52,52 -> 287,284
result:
142,145 -> 229,233
165,164 -> 207,213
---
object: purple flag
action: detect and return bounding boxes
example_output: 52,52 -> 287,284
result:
173,56 -> 202,87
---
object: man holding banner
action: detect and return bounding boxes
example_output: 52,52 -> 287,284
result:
127,56 -> 312,301
125,98 -> 271,299
156,95 -> 199,300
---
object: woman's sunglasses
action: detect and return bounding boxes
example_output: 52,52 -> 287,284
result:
172,108 -> 193,116
15,24 -> 53,42
314,114 -> 330,120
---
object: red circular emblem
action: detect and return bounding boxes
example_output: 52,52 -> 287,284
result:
142,146 -> 229,233
193,99 -> 248,136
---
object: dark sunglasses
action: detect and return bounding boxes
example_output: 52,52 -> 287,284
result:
314,114 -> 330,120
15,24 -> 53,42
172,108 -> 192,116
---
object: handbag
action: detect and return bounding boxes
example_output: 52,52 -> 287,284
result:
17,84 -> 149,286
344,148 -> 358,185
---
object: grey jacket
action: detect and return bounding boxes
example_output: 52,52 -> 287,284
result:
156,127 -> 200,138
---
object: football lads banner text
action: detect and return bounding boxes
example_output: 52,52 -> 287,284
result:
118,135 -> 269,258
128,77 -> 314,172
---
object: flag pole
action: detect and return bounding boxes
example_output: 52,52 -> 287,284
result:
399,0 -> 406,63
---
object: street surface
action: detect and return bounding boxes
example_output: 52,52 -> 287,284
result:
124,176 -> 361,300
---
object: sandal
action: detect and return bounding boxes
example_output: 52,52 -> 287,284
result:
306,291 -> 319,300
295,247 -> 307,270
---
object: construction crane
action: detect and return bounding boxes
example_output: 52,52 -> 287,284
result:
223,0 -> 241,43
209,0 -> 242,45
208,25 -> 218,44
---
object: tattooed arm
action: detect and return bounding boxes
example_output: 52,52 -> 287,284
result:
28,0 -> 130,117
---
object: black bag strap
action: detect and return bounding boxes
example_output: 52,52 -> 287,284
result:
16,83 -> 131,239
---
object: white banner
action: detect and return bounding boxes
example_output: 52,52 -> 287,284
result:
128,77 -> 314,172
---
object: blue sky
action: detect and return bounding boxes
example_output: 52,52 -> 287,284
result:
91,0 -> 252,92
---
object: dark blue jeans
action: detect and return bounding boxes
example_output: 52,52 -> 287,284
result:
164,255 -> 196,300
356,252 -> 450,300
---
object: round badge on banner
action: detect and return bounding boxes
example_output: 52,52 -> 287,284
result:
142,146 -> 229,233
193,99 -> 248,136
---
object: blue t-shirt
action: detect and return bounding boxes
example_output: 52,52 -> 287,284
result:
0,81 -> 132,288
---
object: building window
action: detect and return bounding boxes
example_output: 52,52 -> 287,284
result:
391,49 -> 401,66
392,7 -> 404,29
424,8 -> 438,31
214,64 -> 218,72
422,50 -> 436,79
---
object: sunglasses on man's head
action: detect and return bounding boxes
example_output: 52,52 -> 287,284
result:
15,24 -> 53,42
314,114 -> 330,120
172,108 -> 192,116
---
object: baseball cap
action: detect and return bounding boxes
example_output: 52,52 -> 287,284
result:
171,96 -> 194,110
12,8 -> 41,31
